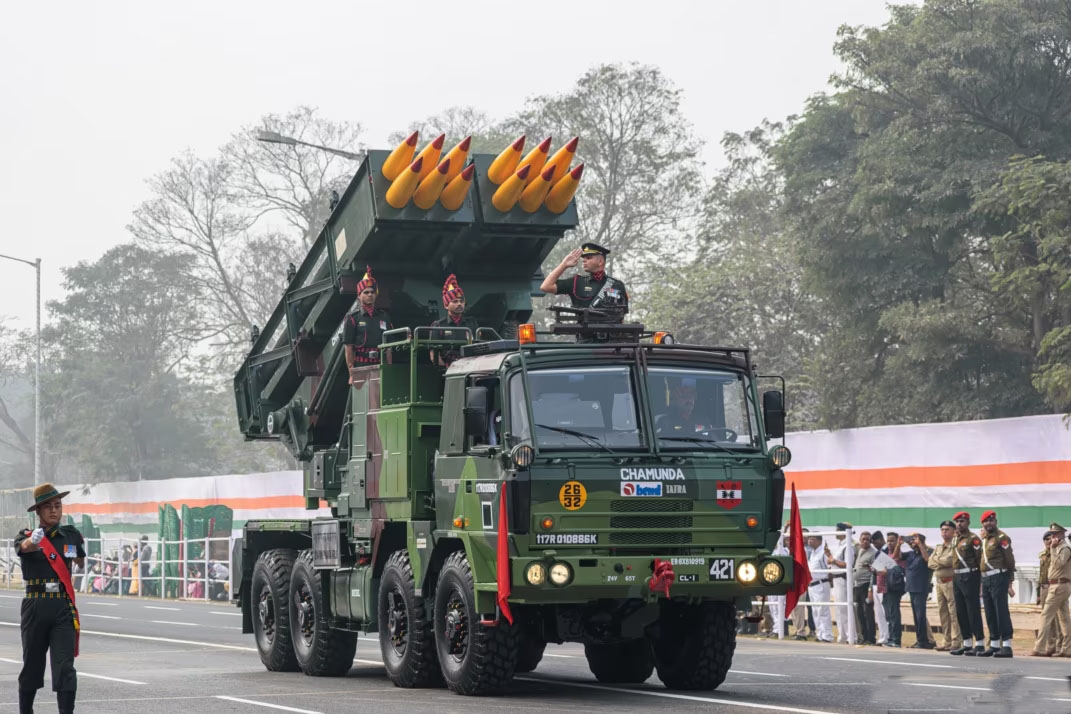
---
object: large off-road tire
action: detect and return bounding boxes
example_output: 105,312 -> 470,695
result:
251,548 -> 299,671
378,550 -> 442,688
434,550 -> 520,695
653,601 -> 736,690
583,639 -> 654,683
515,633 -> 547,674
290,549 -> 357,676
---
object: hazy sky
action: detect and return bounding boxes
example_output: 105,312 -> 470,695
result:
0,0 -> 896,331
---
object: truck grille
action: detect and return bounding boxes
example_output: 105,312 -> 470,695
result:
609,515 -> 693,529
609,531 -> 692,545
610,499 -> 693,513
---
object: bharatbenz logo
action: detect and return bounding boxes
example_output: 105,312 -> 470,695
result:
619,467 -> 685,481
620,482 -> 663,497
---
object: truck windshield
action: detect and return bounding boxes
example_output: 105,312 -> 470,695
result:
509,366 -> 643,450
647,367 -> 759,449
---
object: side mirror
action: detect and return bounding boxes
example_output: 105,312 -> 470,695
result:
463,386 -> 489,439
762,390 -> 785,439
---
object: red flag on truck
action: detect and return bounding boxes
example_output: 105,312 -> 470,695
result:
496,485 -> 514,625
785,484 -> 810,617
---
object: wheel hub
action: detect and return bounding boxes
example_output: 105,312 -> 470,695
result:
444,590 -> 468,660
295,583 -> 314,643
257,588 -> 275,641
387,589 -> 409,656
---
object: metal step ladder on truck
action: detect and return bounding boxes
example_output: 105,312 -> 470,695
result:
231,132 -> 795,695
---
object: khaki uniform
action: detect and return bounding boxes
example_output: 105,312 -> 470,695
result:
1035,540 -> 1071,656
928,540 -> 962,649
1036,548 -> 1065,654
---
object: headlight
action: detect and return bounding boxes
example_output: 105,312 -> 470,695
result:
549,562 -> 573,586
769,445 -> 792,469
737,561 -> 758,584
525,562 -> 547,586
761,560 -> 784,585
511,444 -> 534,468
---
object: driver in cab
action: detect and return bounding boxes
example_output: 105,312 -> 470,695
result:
657,379 -> 708,435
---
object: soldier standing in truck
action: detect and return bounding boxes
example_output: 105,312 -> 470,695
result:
430,274 -> 479,367
539,243 -> 629,314
343,265 -> 392,370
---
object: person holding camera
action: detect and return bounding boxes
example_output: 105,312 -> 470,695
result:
904,533 -> 935,648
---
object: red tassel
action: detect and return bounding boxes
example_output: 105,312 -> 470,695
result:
496,484 -> 514,625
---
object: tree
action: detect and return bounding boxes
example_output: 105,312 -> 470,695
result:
506,64 -> 704,291
0,323 -> 34,486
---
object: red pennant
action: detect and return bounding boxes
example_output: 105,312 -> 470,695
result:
496,485 -> 514,624
785,484 -> 811,618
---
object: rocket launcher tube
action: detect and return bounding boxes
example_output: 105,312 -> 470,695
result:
518,165 -> 557,213
412,158 -> 451,209
413,133 -> 446,182
440,136 -> 471,183
543,136 -> 578,186
487,135 -> 525,185
381,131 -> 419,181
385,156 -> 424,209
439,163 -> 475,211
491,164 -> 532,212
544,163 -> 583,214
516,137 -> 551,185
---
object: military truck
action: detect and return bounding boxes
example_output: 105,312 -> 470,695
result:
232,135 -> 794,696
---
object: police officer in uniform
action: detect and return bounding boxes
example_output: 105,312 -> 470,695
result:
927,519 -> 962,651
1031,523 -> 1071,657
1031,531 -> 1065,656
15,483 -> 84,714
430,274 -> 479,367
977,510 -> 1015,657
948,511 -> 986,656
539,243 -> 629,315
343,265 -> 392,370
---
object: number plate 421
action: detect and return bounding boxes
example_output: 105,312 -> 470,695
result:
708,558 -> 734,581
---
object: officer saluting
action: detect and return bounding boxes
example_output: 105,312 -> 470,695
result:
15,483 -> 84,714
978,510 -> 1015,657
948,511 -> 986,656
539,243 -> 629,314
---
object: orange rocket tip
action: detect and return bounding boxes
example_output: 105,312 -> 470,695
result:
491,164 -> 531,212
384,156 -> 425,208
543,162 -> 583,214
381,130 -> 420,181
486,135 -> 526,185
439,162 -> 475,211
412,158 -> 451,209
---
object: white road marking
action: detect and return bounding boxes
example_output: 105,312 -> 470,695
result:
210,611 -> 242,617
729,669 -> 790,677
0,621 -> 257,651
0,657 -> 145,684
84,601 -> 118,606
151,620 -> 196,626
544,653 -> 582,658
81,613 -> 120,620
216,696 -> 322,713
0,595 -> 20,599
820,656 -> 954,669
355,659 -> 384,666
906,683 -> 990,692
517,676 -> 843,713
144,605 -> 181,611
1028,676 -> 1069,682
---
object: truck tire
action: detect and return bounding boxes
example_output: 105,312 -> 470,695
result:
653,601 -> 736,690
378,550 -> 442,688
251,548 -> 299,671
515,634 -> 547,674
290,549 -> 357,676
583,639 -> 654,683
433,550 -> 519,695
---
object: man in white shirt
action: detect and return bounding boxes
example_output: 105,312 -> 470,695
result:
829,522 -> 852,643
871,531 -> 889,645
806,533 -> 834,642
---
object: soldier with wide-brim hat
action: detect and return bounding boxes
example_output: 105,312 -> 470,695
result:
15,482 -> 84,714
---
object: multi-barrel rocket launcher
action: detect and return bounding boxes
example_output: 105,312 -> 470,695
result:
233,128 -> 793,698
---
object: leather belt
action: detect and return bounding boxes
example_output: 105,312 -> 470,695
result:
938,576 -> 954,584
26,582 -> 62,594
981,568 -> 1007,578
954,567 -> 978,574
1051,578 -> 1071,584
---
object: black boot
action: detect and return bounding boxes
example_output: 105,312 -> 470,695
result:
994,646 -> 1014,658
949,645 -> 968,655
57,690 -> 74,714
18,689 -> 35,714
978,646 -> 997,657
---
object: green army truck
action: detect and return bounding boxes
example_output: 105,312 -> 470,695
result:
232,142 -> 795,696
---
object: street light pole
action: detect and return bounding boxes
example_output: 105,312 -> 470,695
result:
255,130 -> 363,161
0,252 -> 42,486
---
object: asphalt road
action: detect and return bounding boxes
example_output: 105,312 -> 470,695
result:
0,590 -> 1069,713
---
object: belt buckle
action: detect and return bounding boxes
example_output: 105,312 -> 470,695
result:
44,582 -> 60,593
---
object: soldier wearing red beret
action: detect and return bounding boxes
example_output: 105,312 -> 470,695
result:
978,510 -> 1015,657
949,511 -> 986,655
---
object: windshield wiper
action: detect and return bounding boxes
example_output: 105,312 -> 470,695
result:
535,423 -> 617,455
657,436 -> 740,456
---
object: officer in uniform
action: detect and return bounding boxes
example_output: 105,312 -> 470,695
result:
977,510 -> 1015,657
1031,523 -> 1071,657
1031,531 -> 1065,656
927,519 -> 962,651
15,483 -> 84,714
948,511 -> 986,656
343,265 -> 392,370
539,243 -> 629,315
430,274 -> 479,367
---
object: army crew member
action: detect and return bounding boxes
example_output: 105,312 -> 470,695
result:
977,510 -> 1015,657
539,242 -> 629,314
1032,523 -> 1071,657
15,483 -> 84,714
430,274 -> 479,367
949,511 -> 986,656
343,265 -> 392,368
